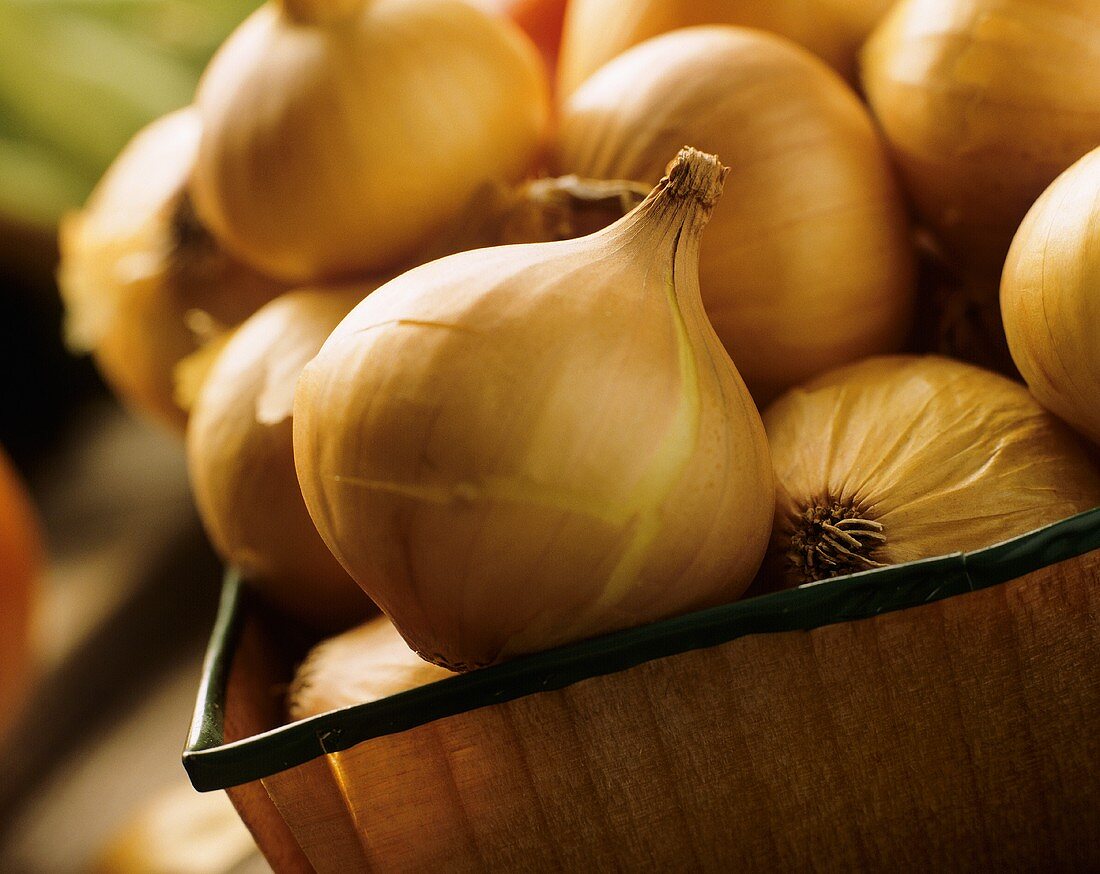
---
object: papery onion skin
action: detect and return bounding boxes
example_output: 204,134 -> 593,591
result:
861,0 -> 1100,270
187,288 -> 373,631
1002,147 -> 1100,446
558,0 -> 896,96
58,109 -> 285,432
466,0 -> 567,80
764,355 -> 1100,589
287,616 -> 454,721
0,448 -> 39,740
556,27 -> 915,405
294,148 -> 774,670
192,0 -> 550,283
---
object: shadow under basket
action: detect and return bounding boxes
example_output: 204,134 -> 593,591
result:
185,509 -> 1100,873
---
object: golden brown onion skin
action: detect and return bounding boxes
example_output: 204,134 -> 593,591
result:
187,288 -> 373,631
1002,147 -> 1100,446
556,27 -> 915,405
558,0 -> 895,95
58,109 -> 284,432
287,616 -> 454,721
192,0 -> 550,283
295,149 -> 774,670
764,355 -> 1100,589
862,0 -> 1100,270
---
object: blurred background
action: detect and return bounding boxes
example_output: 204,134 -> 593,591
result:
0,1 -> 267,869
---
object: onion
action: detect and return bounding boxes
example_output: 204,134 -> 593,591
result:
861,0 -> 1100,270
192,0 -> 550,283
764,356 -> 1100,588
1002,147 -> 1100,446
294,148 -> 774,669
0,448 -> 39,740
558,0 -> 896,96
187,288 -> 374,631
287,616 -> 454,721
556,27 -> 915,404
57,109 -> 284,432
467,0 -> 567,79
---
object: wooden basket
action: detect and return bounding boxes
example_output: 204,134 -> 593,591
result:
184,509 -> 1100,873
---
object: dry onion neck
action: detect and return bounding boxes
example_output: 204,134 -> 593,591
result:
788,502 -> 885,584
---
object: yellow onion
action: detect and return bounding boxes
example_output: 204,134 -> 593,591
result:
764,355 -> 1100,589
58,109 -> 284,432
862,0 -> 1100,269
295,148 -> 774,669
558,0 -> 897,96
1002,147 -> 1100,446
556,27 -> 915,404
192,0 -> 550,283
287,616 -> 454,720
187,288 -> 374,631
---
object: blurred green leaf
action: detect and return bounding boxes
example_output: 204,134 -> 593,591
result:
0,0 -> 257,231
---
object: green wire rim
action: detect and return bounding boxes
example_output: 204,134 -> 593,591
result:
184,506 -> 1100,792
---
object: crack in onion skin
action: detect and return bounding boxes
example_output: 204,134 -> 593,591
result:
293,148 -> 774,669
1002,147 -> 1100,448
555,27 -> 915,406
862,0 -> 1100,271
763,355 -> 1100,589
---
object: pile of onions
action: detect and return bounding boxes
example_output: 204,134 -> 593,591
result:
558,0 -> 896,95
862,0 -> 1100,270
555,27 -> 915,403
287,616 -> 454,720
58,109 -> 284,431
0,448 -> 40,740
186,288 -> 374,631
192,0 -> 550,282
295,148 -> 774,669
57,0 -> 1100,684
763,356 -> 1100,589
1002,147 -> 1100,446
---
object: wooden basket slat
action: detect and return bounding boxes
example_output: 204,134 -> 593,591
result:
231,549 -> 1099,872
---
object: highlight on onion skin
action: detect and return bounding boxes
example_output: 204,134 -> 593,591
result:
186,288 -> 375,632
556,26 -> 915,406
287,616 -> 455,721
294,148 -> 774,671
57,109 -> 285,432
557,0 -> 896,97
762,355 -> 1100,589
1002,147 -> 1100,447
191,0 -> 551,284
861,0 -> 1100,271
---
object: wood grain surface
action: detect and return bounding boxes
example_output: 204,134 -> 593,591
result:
224,611 -> 314,874
228,550 -> 1100,872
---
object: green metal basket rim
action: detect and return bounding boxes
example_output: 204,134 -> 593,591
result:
183,506 -> 1100,791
